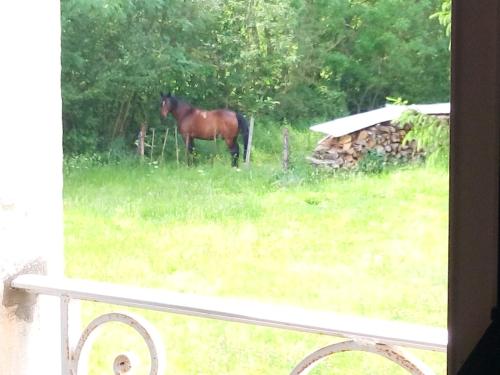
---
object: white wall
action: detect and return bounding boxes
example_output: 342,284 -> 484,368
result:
0,1 -> 63,374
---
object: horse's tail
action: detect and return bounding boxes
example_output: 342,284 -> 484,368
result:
236,112 -> 250,160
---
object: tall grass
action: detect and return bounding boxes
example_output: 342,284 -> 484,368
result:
64,132 -> 448,374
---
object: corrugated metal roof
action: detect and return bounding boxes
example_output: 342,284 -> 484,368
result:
310,103 -> 450,137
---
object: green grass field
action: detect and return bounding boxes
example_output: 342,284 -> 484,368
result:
64,155 -> 448,374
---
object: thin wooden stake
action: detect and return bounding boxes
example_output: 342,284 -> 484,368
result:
185,135 -> 190,166
212,134 -> 217,166
174,126 -> 180,166
245,116 -> 255,165
138,123 -> 147,159
283,127 -> 290,171
160,127 -> 169,163
150,128 -> 156,161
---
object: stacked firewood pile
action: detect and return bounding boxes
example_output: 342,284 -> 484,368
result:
308,122 -> 422,169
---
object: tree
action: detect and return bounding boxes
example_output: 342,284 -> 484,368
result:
61,0 -> 450,154
432,0 -> 451,39
337,0 -> 449,113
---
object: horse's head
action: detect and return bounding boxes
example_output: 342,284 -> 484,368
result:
160,92 -> 172,118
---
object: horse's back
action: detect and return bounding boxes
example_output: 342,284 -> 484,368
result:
183,108 -> 237,140
212,110 -> 239,139
211,109 -> 237,122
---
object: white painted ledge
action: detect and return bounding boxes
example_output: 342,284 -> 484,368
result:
12,274 -> 447,352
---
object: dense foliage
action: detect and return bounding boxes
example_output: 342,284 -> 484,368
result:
397,110 -> 449,167
61,0 -> 450,155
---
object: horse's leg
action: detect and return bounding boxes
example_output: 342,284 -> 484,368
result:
188,138 -> 196,164
188,139 -> 195,154
183,134 -> 192,166
226,137 -> 239,167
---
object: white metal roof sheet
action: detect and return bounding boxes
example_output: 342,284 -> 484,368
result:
310,103 -> 450,137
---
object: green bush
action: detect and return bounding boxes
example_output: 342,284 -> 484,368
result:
356,149 -> 387,174
395,110 -> 449,167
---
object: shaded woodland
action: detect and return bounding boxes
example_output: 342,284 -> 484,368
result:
61,0 -> 450,154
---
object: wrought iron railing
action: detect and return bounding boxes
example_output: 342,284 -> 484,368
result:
11,274 -> 447,375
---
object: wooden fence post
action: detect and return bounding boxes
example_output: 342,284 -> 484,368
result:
160,127 -> 169,163
174,126 -> 180,166
245,116 -> 254,166
283,127 -> 290,171
150,128 -> 155,161
212,134 -> 217,166
138,123 -> 147,159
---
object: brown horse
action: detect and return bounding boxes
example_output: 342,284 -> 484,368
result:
160,93 -> 249,167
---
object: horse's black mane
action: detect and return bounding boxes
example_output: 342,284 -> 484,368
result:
169,95 -> 180,110
163,94 -> 193,111
162,94 -> 198,118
